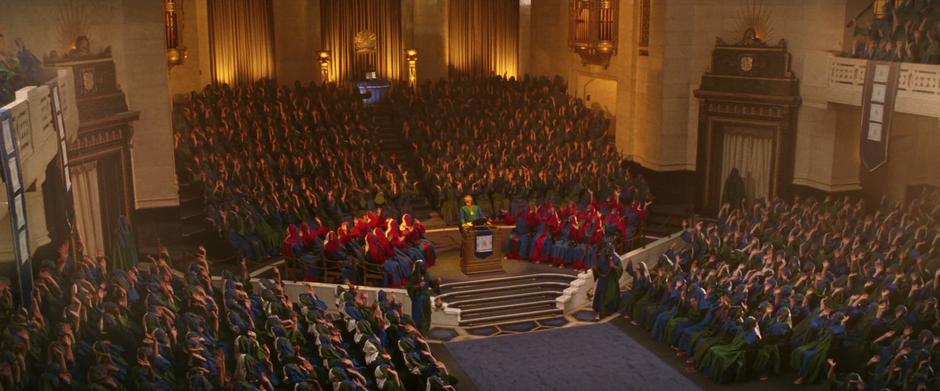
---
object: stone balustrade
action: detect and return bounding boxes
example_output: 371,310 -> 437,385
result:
804,52 -> 940,119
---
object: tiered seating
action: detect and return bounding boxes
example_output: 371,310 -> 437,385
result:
849,0 -> 940,63
174,80 -> 415,261
391,76 -> 651,226
0,239 -> 451,390
281,210 -> 436,289
621,191 -> 940,388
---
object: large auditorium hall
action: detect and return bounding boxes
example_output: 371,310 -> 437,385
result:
1,0 -> 939,390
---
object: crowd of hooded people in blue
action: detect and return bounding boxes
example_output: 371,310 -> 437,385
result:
620,192 -> 940,389
0,240 -> 455,390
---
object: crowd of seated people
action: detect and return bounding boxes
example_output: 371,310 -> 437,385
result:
504,196 -> 650,271
174,80 -> 416,261
0,240 -> 454,390
849,0 -> 940,63
622,191 -> 940,389
392,76 -> 651,225
282,210 -> 436,289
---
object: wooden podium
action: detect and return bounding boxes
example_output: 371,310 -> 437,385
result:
460,224 -> 506,275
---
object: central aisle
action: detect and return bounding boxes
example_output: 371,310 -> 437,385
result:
444,322 -> 702,391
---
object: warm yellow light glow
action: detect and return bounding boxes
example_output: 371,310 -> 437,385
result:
207,0 -> 275,84
321,0 -> 403,82
447,0 -> 519,79
317,50 -> 331,83
405,48 -> 417,88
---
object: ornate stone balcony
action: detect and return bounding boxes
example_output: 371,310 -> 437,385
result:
803,52 -> 940,118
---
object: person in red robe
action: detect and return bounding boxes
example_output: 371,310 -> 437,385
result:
531,229 -> 553,264
374,226 -> 394,260
282,224 -> 302,257
364,229 -> 386,264
402,214 -> 436,265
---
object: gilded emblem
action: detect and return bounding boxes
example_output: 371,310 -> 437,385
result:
740,56 -> 754,72
354,30 -> 377,54
81,68 -> 96,93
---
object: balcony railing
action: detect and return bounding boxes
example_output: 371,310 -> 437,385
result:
804,52 -> 940,118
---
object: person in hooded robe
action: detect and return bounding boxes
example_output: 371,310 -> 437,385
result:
407,261 -> 433,334
698,315 -> 762,384
110,215 -> 139,272
592,244 -> 623,320
791,311 -> 848,385
722,168 -> 746,210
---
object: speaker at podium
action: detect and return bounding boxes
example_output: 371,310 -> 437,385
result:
460,222 -> 506,275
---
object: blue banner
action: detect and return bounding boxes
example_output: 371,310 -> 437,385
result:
473,226 -> 494,259
0,108 -> 33,310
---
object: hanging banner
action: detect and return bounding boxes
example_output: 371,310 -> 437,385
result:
860,61 -> 900,172
0,108 -> 34,310
47,80 -> 75,209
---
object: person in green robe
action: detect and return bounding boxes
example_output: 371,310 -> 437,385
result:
721,168 -> 746,210
698,316 -> 761,384
458,195 -> 484,226
753,307 -> 792,380
691,307 -> 746,366
110,215 -> 139,272
791,312 -> 847,385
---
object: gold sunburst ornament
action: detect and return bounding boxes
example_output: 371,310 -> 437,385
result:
56,0 -> 91,52
354,30 -> 377,55
734,0 -> 774,43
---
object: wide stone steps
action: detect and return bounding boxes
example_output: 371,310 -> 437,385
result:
368,105 -> 441,224
438,273 -> 576,326
645,203 -> 690,238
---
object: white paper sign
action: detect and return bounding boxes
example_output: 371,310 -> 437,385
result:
872,84 -> 887,103
868,122 -> 883,142
13,194 -> 24,229
17,231 -> 28,263
52,87 -> 60,109
874,64 -> 890,83
870,103 -> 884,123
7,157 -> 19,192
476,234 -> 493,253
2,120 -> 12,155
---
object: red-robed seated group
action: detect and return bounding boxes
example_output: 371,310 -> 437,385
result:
503,194 -> 650,272
281,209 -> 435,288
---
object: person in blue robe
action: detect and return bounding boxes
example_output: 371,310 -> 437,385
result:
592,245 -> 623,319
621,261 -> 651,317
552,220 -> 574,267
407,261 -> 433,333
507,210 -> 533,259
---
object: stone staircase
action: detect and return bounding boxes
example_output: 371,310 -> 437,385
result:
438,273 -> 577,326
644,203 -> 691,239
176,173 -> 237,263
368,105 -> 445,227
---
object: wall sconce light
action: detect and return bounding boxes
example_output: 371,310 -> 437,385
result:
164,0 -> 188,67
405,48 -> 417,88
317,50 -> 331,83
